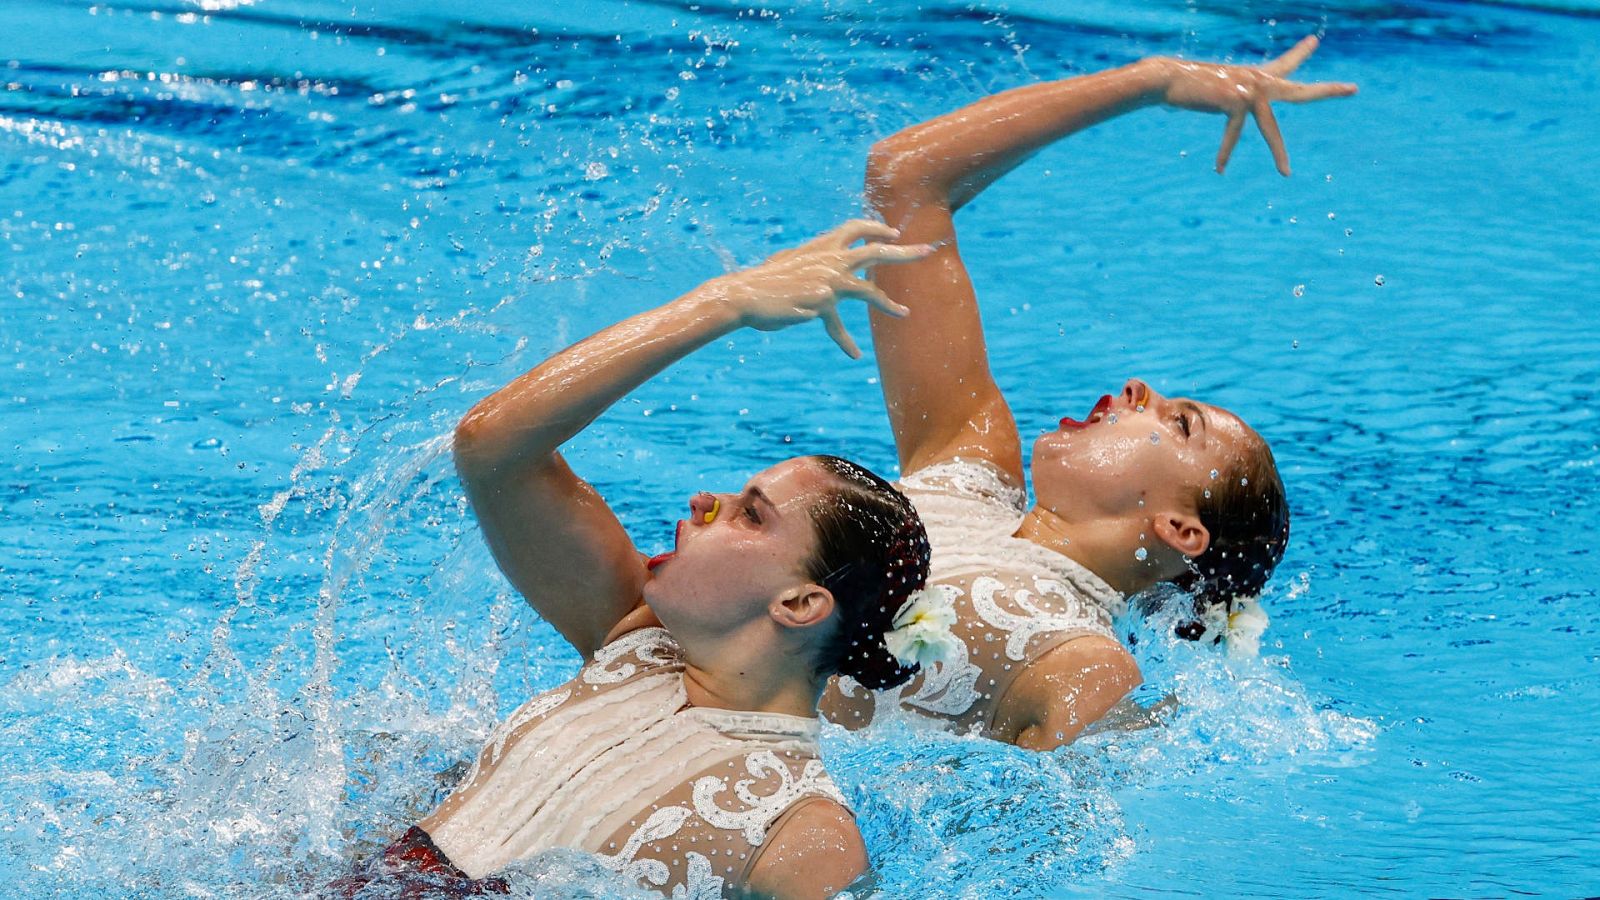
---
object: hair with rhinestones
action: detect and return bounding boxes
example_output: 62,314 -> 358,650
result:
802,455 -> 931,690
1171,435 -> 1289,640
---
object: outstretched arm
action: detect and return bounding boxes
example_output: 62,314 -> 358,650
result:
866,37 -> 1355,478
453,222 -> 928,659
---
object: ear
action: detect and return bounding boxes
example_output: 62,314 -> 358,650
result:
1151,510 -> 1210,559
771,584 -> 836,630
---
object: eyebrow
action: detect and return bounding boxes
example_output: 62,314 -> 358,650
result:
1179,401 -> 1209,433
745,485 -> 780,517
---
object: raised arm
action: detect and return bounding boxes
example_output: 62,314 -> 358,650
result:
866,37 -> 1355,478
452,222 -> 928,659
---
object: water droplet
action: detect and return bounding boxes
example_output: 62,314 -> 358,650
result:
1203,488 -> 1212,499
1344,228 -> 1353,237
1134,547 -> 1148,561
1149,432 -> 1160,444
1327,211 -> 1336,220
1291,340 -> 1300,349
1374,274 -> 1386,286
1292,284 -> 1305,298
1240,477 -> 1249,486
1209,468 -> 1219,480
1107,413 -> 1119,424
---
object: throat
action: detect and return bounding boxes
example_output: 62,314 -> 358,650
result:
679,659 -> 821,720
1014,506 -> 1143,597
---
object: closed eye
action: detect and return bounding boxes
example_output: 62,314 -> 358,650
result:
744,502 -> 762,525
1175,412 -> 1192,438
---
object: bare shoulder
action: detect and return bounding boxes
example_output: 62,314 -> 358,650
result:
743,798 -> 866,900
995,634 -> 1142,750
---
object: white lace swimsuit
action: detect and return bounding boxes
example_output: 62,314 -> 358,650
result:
425,627 -> 847,897
825,458 -> 1125,735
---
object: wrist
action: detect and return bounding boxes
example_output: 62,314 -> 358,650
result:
1128,56 -> 1177,105
681,277 -> 751,333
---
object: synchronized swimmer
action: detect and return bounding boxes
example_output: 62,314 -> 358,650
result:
334,35 -> 1354,900
823,35 -> 1354,749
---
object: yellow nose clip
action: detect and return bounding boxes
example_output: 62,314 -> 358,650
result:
702,498 -> 720,525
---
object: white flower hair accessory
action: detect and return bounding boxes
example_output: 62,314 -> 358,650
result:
884,587 -> 960,668
1199,595 -> 1270,657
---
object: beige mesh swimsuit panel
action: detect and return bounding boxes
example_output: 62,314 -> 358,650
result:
829,458 -> 1125,734
426,627 -> 847,897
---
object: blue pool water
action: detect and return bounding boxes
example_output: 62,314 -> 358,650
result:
3,1 -> 1598,896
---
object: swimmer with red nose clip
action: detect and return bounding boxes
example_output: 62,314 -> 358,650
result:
331,222 -> 950,900
819,36 -> 1355,750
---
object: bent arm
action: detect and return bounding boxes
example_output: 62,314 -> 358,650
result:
455,222 -> 927,660
865,60 -> 1173,479
454,289 -> 744,659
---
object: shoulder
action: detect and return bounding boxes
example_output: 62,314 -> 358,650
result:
996,634 -> 1141,749
744,798 -> 865,900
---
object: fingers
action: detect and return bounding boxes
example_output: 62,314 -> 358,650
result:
838,275 -> 910,317
1252,98 -> 1291,176
846,241 -> 937,270
1264,34 -> 1319,77
820,308 -> 862,359
827,218 -> 901,249
1215,110 -> 1246,174
1278,80 -> 1359,103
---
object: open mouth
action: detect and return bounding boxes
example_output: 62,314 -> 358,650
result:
646,520 -> 685,572
1059,394 -> 1114,431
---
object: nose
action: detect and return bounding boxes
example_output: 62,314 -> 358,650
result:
689,491 -> 722,525
1121,378 -> 1161,411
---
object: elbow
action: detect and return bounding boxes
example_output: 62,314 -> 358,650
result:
865,139 -> 942,214
452,408 -> 492,478
452,401 -> 514,479
865,139 -> 917,196
453,402 -> 561,484
453,399 -> 491,450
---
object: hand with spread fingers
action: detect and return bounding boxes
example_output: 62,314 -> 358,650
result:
711,219 -> 932,358
1155,35 -> 1358,175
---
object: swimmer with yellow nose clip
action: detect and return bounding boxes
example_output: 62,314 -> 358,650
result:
333,220 -> 958,900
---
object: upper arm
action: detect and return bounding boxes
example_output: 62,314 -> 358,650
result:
864,149 -> 1022,482
996,634 -> 1143,751
743,799 -> 866,900
454,422 -> 646,660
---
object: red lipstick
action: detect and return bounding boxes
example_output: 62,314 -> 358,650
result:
1060,394 -> 1114,430
647,520 -> 686,572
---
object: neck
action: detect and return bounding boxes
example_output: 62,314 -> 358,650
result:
1015,504 -> 1167,597
677,630 -> 822,719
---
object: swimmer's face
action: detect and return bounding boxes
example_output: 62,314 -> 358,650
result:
1031,378 -> 1261,544
643,457 -> 832,640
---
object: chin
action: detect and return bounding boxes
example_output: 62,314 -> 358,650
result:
1032,431 -> 1069,463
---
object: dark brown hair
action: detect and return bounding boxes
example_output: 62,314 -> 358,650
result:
802,455 -> 931,690
1173,436 -> 1290,640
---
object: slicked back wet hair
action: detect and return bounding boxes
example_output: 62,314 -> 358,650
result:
1173,436 -> 1290,639
802,455 -> 930,690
